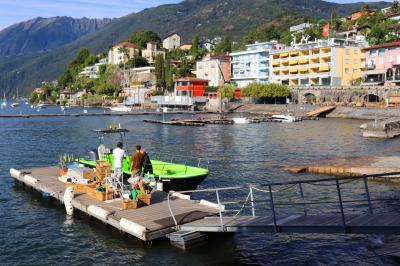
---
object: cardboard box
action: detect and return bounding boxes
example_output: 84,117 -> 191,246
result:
83,169 -> 95,180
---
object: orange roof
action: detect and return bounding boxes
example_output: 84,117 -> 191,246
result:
175,77 -> 209,82
364,42 -> 400,51
114,42 -> 140,48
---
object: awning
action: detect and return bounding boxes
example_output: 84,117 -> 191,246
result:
289,68 -> 298,73
299,58 -> 309,64
299,68 -> 308,72
280,53 -> 289,58
290,51 -> 299,56
319,66 -> 330,72
289,60 -> 298,65
365,69 -> 385,75
272,61 -> 279,66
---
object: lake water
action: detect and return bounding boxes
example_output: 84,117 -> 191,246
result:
1,104 -> 400,265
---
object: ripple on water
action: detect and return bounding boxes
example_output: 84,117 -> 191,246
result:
1,115 -> 400,265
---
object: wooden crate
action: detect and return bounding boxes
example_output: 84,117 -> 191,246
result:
137,194 -> 152,206
65,182 -> 96,193
83,169 -> 95,180
85,186 -> 113,201
122,199 -> 138,209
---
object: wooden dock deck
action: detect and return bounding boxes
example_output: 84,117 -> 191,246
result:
9,166 -> 218,241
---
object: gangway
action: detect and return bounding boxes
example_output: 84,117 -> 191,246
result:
306,105 -> 336,117
167,172 -> 400,240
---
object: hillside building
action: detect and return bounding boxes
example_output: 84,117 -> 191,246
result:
108,42 -> 140,65
196,54 -> 231,87
363,42 -> 400,86
230,41 -> 285,88
142,42 -> 165,64
271,38 -> 366,86
162,33 -> 181,50
78,58 -> 108,79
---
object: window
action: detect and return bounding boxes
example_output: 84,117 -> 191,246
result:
345,59 -> 350,64
370,49 -> 377,57
345,68 -> 349,74
378,49 -> 385,56
354,50 -> 358,54
353,59 -> 358,64
346,49 -> 350,55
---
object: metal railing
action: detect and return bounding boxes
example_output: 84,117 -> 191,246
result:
150,151 -> 210,169
167,172 -> 400,232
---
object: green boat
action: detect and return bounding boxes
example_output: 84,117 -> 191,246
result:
77,128 -> 209,192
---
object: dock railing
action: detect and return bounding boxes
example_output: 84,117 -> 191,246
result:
167,172 -> 400,232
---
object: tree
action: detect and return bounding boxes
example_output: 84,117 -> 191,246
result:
155,54 -> 165,89
58,69 -> 74,89
129,30 -> 161,47
213,36 -> 232,53
126,56 -> 149,68
191,35 -> 200,59
218,85 -> 235,99
393,0 -> 400,13
165,53 -> 174,91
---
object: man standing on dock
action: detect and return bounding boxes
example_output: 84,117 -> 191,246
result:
131,145 -> 144,176
113,142 -> 125,181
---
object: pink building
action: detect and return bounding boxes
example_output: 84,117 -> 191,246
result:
196,54 -> 231,87
363,42 -> 400,86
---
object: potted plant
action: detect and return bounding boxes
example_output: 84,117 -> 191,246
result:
58,154 -> 74,177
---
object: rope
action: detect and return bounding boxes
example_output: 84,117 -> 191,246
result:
233,191 -> 252,217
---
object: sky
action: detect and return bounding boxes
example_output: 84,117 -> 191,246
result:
0,0 -> 393,30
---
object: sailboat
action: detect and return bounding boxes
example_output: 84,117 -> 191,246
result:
1,91 -> 7,107
11,88 -> 19,107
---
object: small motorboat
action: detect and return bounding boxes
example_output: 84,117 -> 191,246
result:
232,117 -> 250,124
11,102 -> 19,108
271,114 -> 297,123
77,127 -> 210,192
109,105 -> 132,112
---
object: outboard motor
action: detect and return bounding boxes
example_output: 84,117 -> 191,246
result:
85,148 -> 99,161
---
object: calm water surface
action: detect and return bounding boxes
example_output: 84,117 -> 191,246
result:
1,105 -> 400,265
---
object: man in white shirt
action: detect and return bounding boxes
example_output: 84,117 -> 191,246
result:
113,142 -> 125,181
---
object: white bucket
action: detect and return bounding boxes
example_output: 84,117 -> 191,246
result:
156,181 -> 163,191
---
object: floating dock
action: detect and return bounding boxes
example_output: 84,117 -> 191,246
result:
9,166 -> 218,241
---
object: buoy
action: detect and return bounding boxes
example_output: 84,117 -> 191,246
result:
63,186 -> 74,215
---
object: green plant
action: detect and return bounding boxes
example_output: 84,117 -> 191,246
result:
58,154 -> 74,169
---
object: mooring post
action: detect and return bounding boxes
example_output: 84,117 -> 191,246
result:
298,183 -> 307,216
215,189 -> 224,231
268,185 -> 278,233
363,177 -> 373,214
250,186 -> 255,216
335,179 -> 346,232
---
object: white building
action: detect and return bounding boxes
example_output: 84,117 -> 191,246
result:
108,42 -> 140,65
290,23 -> 312,34
127,66 -> 156,84
230,41 -> 285,88
78,58 -> 108,79
142,42 -> 166,64
162,33 -> 181,50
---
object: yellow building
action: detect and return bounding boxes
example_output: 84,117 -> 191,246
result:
271,39 -> 365,86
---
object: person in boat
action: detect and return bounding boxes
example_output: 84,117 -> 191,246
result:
112,142 -> 125,181
131,145 -> 144,176
141,148 -> 153,175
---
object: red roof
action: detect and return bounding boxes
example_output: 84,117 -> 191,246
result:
364,42 -> 400,51
114,42 -> 140,48
175,77 -> 209,82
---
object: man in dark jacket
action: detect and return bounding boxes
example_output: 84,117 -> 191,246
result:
141,148 -> 153,175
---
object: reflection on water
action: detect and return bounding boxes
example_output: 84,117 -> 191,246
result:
1,114 -> 400,265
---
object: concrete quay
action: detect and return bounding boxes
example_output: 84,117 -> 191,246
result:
286,156 -> 400,181
360,118 -> 400,138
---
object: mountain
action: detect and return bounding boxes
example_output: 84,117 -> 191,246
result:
0,0 -> 390,96
0,17 -> 111,58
